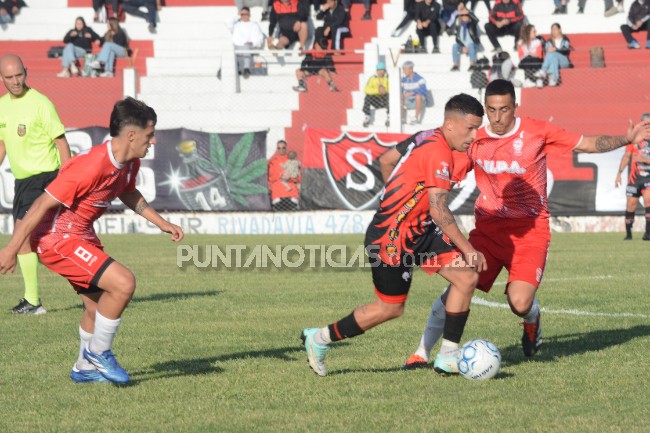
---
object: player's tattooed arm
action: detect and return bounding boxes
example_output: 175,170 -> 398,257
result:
594,136 -> 628,152
134,199 -> 150,215
428,191 -> 456,227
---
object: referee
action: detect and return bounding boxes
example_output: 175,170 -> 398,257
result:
0,54 -> 71,314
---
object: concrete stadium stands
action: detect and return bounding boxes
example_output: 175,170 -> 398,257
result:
1,0 -> 649,153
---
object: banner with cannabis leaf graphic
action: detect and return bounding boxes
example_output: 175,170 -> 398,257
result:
1,127 -> 271,213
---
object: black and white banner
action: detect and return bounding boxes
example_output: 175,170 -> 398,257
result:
0,127 -> 270,212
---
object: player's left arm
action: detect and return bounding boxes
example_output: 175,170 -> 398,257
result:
119,190 -> 184,242
379,147 -> 402,183
54,134 -> 71,165
574,119 -> 650,153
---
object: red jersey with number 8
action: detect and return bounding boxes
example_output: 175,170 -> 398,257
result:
31,140 -> 139,250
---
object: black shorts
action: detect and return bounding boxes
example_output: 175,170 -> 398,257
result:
13,170 -> 59,221
626,175 -> 650,197
279,27 -> 299,45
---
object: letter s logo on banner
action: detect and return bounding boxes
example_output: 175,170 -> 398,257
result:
322,133 -> 396,210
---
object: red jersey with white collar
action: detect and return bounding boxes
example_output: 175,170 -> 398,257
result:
468,117 -> 582,219
31,140 -> 139,250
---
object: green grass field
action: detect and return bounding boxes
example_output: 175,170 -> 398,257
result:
1,232 -> 649,433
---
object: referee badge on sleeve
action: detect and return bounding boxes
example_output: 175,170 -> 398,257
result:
17,124 -> 26,137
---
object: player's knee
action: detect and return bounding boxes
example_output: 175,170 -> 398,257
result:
380,302 -> 404,320
112,269 -> 136,299
508,298 -> 530,317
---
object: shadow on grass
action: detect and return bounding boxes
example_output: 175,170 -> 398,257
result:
48,290 -> 224,312
130,345 -> 304,383
501,324 -> 650,369
130,341 -> 352,383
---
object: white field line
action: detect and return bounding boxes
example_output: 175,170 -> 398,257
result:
469,273 -> 649,319
470,296 -> 650,319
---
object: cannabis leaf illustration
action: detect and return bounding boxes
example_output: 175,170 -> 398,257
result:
209,133 -> 267,208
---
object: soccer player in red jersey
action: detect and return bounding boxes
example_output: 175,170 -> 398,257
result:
301,94 -> 488,377
403,79 -> 650,371
0,97 -> 184,384
615,112 -> 650,241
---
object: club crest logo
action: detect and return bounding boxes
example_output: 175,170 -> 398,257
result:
17,124 -> 26,137
513,132 -> 524,156
323,132 -> 396,210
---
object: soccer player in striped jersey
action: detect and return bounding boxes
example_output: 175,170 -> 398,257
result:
615,112 -> 650,240
301,94 -> 488,377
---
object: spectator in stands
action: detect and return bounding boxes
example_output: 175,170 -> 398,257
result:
92,0 -> 119,22
121,0 -> 160,34
362,62 -> 390,127
90,17 -> 130,78
415,0 -> 441,53
267,0 -> 309,50
391,0 -> 422,37
268,140 -> 300,211
58,17 -> 101,78
0,0 -> 26,24
315,0 -> 349,50
235,0 -> 272,22
451,5 -> 480,71
488,50 -> 521,87
576,0 -> 625,15
292,38 -> 338,92
517,23 -> 544,83
620,0 -> 650,49
484,0 -> 525,52
552,0 -> 568,14
230,7 -> 265,79
440,0 -> 461,35
401,60 -> 428,125
534,22 -> 572,88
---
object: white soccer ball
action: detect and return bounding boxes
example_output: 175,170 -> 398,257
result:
458,339 -> 501,381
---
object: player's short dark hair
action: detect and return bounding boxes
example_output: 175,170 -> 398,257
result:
109,97 -> 157,137
485,79 -> 516,103
444,93 -> 484,118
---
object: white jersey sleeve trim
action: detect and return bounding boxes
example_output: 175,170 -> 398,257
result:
44,189 -> 70,208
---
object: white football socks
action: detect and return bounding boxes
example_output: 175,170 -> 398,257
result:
315,326 -> 331,346
76,326 -> 95,370
414,296 -> 446,361
89,312 -> 122,354
523,298 -> 540,323
439,339 -> 459,357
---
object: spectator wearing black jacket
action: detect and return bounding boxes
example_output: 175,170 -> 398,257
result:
620,0 -> 650,49
415,0 -> 441,53
0,0 -> 26,25
89,17 -> 130,77
315,0 -> 349,50
57,17 -> 101,78
484,0 -> 525,52
268,0 -> 309,50
451,6 -> 481,70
